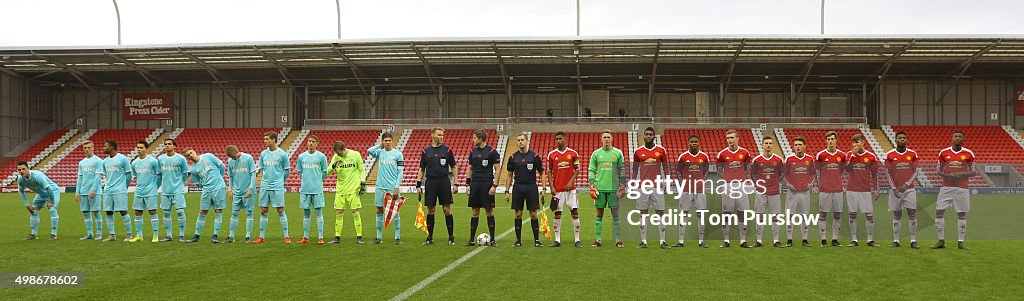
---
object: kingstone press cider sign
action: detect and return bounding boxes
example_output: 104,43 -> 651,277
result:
123,93 -> 173,120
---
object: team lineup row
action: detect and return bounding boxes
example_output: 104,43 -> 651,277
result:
15,127 -> 975,250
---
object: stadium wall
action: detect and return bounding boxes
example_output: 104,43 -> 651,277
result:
55,84 -> 296,130
879,79 -> 1019,127
0,71 -> 55,155
44,79 -> 1024,130
309,91 -> 859,119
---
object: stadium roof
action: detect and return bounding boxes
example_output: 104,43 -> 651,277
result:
2,36 -> 1022,94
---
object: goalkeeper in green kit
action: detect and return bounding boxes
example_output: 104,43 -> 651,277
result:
588,130 -> 626,248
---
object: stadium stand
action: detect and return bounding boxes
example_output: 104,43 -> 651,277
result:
661,128 -> 757,166
45,129 -> 156,187
889,126 -> 1024,187
780,128 -> 877,154
528,131 -> 630,187
0,129 -> 70,182
399,129 -> 497,187
284,129 -> 382,188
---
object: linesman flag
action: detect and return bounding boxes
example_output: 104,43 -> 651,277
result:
539,195 -> 553,240
382,192 -> 406,229
414,193 -> 429,234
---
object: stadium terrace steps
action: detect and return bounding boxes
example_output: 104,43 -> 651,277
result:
629,131 -> 640,159
278,129 -> 303,157
763,130 -> 785,157
150,128 -> 184,155
36,131 -> 90,174
872,128 -> 894,151
284,129 -> 383,188
277,127 -> 291,147
1002,125 -> 1024,152
146,130 -> 171,154
282,129 -> 310,161
128,128 -> 164,159
398,129 -> 497,187
497,133 -> 519,188
0,129 -> 75,187
860,127 -> 886,157
774,128 -> 794,158
493,133 -> 510,188
751,128 -> 764,155
45,129 -> 155,187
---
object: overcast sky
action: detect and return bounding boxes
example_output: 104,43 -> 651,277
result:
1,0 -> 1021,47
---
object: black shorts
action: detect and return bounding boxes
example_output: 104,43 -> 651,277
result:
468,182 -> 495,209
424,178 -> 453,207
511,184 -> 540,211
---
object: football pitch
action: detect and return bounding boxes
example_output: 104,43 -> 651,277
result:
2,192 -> 1023,300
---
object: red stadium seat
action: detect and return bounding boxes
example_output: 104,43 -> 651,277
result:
890,126 -> 1024,188
47,129 -> 155,187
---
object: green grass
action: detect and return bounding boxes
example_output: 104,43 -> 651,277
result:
2,193 -> 1022,300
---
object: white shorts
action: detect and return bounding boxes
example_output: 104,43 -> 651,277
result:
936,187 -> 970,213
818,192 -> 844,213
888,189 -> 918,212
786,191 -> 811,215
721,193 -> 750,212
677,193 -> 707,212
753,194 -> 782,214
846,191 -> 874,214
636,192 -> 665,211
553,190 -> 579,212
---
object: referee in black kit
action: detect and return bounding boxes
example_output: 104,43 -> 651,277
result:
417,127 -> 459,246
504,132 -> 547,248
465,129 -> 501,247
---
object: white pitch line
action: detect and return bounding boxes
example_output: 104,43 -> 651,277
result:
390,222 -> 524,301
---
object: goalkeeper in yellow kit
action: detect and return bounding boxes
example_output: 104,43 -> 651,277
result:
327,141 -> 366,244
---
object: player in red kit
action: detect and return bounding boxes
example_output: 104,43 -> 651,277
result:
784,136 -> 815,247
844,134 -> 880,247
932,131 -> 975,250
545,131 -> 582,248
717,129 -> 752,248
816,131 -> 847,247
885,131 -> 920,249
675,135 -> 710,248
632,127 -> 670,249
751,136 -> 784,248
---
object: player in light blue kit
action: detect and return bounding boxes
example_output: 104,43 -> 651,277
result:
256,131 -> 291,244
225,145 -> 257,243
17,161 -> 61,240
129,141 -> 162,243
158,138 -> 190,242
368,132 -> 405,244
98,140 -> 133,242
297,135 -> 329,244
76,140 -> 104,240
183,148 -> 227,243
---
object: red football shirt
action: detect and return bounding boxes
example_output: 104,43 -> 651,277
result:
846,150 -> 879,192
816,149 -> 847,193
885,148 -> 918,188
717,147 -> 751,182
677,150 -> 710,193
752,153 -> 784,196
546,148 -> 580,192
938,147 -> 975,189
784,153 -> 816,192
633,145 -> 668,181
